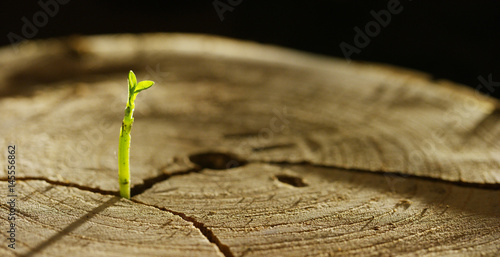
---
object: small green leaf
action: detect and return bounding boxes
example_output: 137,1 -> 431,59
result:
134,80 -> 155,93
119,70 -> 157,199
128,70 -> 137,90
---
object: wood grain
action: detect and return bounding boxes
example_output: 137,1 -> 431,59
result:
0,180 -> 223,257
134,163 -> 500,256
0,33 -> 499,256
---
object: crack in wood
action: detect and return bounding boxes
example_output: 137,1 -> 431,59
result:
251,143 -> 296,152
274,174 -> 308,187
2,157 -> 498,257
0,176 -> 117,196
0,166 -> 203,198
130,167 -> 202,197
264,161 -> 500,190
1,167 -> 229,256
132,199 -> 235,257
188,152 -> 246,170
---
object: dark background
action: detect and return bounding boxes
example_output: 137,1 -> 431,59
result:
1,0 -> 499,98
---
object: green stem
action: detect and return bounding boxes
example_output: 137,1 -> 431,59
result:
118,70 -> 154,199
118,102 -> 134,199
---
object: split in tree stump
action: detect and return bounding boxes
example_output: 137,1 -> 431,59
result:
0,34 -> 499,256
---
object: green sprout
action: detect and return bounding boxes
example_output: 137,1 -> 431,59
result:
118,70 -> 155,199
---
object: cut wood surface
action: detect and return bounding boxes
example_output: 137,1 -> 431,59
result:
0,33 -> 499,256
135,163 -> 500,256
0,181 -> 223,257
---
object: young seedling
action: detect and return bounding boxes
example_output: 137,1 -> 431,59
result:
118,70 -> 155,199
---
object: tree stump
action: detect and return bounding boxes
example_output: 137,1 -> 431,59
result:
1,34 -> 499,256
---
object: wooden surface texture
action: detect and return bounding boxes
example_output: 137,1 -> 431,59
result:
0,34 -> 499,256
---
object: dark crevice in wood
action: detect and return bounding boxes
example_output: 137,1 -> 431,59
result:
0,176 -> 117,196
2,159 -> 497,257
264,161 -> 500,190
274,174 -> 308,187
189,152 -> 246,170
131,165 -> 235,256
170,210 -> 235,257
252,143 -> 296,152
130,167 -> 202,197
223,132 -> 260,139
2,157 -> 498,200
0,167 -> 204,198
132,200 -> 235,257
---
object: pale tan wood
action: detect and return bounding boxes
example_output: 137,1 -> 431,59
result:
0,34 -> 499,190
135,163 -> 500,256
0,181 -> 223,257
0,34 -> 499,256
